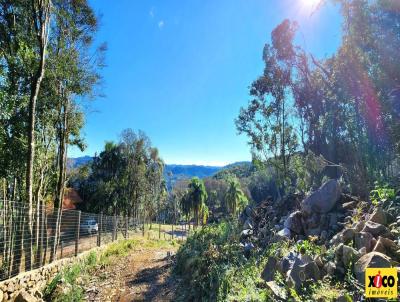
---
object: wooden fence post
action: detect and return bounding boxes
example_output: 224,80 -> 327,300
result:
125,215 -> 128,239
97,212 -> 102,247
61,241 -> 64,258
113,215 -> 117,241
142,212 -> 145,237
75,211 -> 81,256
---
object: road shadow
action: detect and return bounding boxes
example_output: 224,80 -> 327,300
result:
124,258 -> 177,302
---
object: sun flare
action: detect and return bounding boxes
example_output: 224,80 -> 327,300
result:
302,0 -> 322,9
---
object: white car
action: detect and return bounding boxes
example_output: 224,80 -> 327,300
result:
80,219 -> 98,234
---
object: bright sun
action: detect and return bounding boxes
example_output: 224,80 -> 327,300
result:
303,0 -> 321,8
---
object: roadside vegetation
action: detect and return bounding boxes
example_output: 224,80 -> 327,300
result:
44,237 -> 178,301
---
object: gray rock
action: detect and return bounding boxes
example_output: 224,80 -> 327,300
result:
354,232 -> 374,252
284,211 -> 303,234
243,218 -> 253,230
314,255 -> 324,268
301,179 -> 341,215
354,252 -> 392,284
341,228 -> 356,243
303,261 -> 320,280
279,259 -> 291,274
320,230 -> 328,241
300,254 -> 313,265
323,261 -> 336,275
13,291 -> 37,302
305,227 -> 321,237
286,258 -> 304,289
244,206 -> 254,218
328,213 -> 338,228
373,236 -> 398,255
241,229 -> 253,237
342,200 -> 358,210
335,243 -> 347,266
353,221 -> 365,232
362,221 -> 388,237
261,257 -> 278,281
266,281 -> 288,300
358,247 -> 367,256
277,228 -> 291,238
369,207 -> 387,225
342,245 -> 360,267
287,258 -> 320,289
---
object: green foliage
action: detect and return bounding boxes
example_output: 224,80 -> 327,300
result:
44,258 -> 89,301
370,183 -> 396,206
175,222 -> 274,301
180,177 -> 208,226
100,239 -> 136,263
295,240 -> 322,256
75,129 -> 166,220
224,177 -> 248,217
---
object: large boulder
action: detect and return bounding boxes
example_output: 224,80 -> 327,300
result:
341,228 -> 356,243
287,258 -> 320,289
369,207 -> 387,225
354,252 -> 392,284
373,236 -> 400,258
284,211 -> 303,234
342,245 -> 360,267
301,180 -> 341,215
261,257 -> 279,281
362,221 -> 388,237
354,232 -> 375,252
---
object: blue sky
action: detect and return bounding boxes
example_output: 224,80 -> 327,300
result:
71,0 -> 342,166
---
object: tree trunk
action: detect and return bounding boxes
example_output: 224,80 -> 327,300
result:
25,0 -> 51,272
51,97 -> 68,262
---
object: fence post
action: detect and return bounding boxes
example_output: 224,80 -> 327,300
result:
61,241 -> 64,258
75,211 -> 81,256
125,215 -> 128,239
112,214 -> 116,241
142,212 -> 145,237
98,212 -> 102,247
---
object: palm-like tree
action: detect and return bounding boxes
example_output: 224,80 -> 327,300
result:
225,178 -> 248,217
181,177 -> 208,227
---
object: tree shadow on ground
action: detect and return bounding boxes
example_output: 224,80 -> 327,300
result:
125,257 -> 177,302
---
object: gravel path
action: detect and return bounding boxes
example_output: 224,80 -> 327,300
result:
84,246 -> 178,302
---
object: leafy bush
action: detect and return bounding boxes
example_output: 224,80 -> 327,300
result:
295,239 -> 321,256
370,183 -> 395,206
174,222 -> 274,301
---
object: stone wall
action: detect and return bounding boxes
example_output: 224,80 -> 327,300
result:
0,247 -> 101,301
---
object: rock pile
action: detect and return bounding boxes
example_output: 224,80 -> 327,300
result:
240,179 -> 400,296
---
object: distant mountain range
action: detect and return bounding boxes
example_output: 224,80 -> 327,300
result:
67,156 -> 251,187
67,156 -> 93,170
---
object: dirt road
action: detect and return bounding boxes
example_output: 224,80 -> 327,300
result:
84,245 -> 179,302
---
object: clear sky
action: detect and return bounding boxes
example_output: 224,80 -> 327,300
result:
70,0 -> 342,166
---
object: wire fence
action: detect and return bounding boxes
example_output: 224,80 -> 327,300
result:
0,200 -> 189,281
